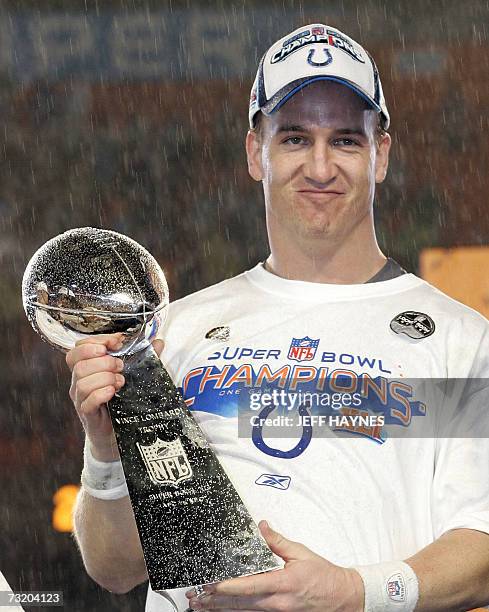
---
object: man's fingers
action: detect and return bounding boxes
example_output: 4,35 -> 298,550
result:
189,593 -> 278,610
79,386 -> 116,416
184,564 -> 284,609
186,571 -> 287,610
205,571 -> 281,598
75,372 -> 125,411
72,355 -> 124,380
66,333 -> 124,370
75,332 -> 124,349
68,354 -> 124,405
66,342 -> 106,371
67,335 -> 164,371
259,520 -> 309,562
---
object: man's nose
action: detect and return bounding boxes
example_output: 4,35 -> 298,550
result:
304,142 -> 336,186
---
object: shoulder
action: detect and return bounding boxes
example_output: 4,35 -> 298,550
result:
156,269 -> 252,346
155,269 -> 255,380
167,271 -> 250,320
412,276 -> 489,331
409,276 -> 489,374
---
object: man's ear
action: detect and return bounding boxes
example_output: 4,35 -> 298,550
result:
246,130 -> 264,182
375,132 -> 392,184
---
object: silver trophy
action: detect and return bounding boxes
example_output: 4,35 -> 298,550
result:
22,227 -> 168,354
22,227 -> 279,592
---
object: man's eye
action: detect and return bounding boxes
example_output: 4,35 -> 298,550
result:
283,136 -> 306,145
334,138 -> 358,146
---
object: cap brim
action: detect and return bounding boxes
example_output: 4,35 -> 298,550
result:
262,76 -> 382,116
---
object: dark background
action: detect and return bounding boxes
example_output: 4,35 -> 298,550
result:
2,1 -> 489,610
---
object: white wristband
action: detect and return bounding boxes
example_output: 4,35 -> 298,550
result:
81,438 -> 129,500
353,561 -> 419,612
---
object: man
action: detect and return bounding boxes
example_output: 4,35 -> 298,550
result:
67,24 -> 489,611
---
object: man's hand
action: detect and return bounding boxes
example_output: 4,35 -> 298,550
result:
65,332 -> 164,461
185,521 -> 364,611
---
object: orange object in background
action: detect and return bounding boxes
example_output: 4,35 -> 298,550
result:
419,246 -> 489,319
53,484 -> 80,533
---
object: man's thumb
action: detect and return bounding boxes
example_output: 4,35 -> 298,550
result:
258,520 -> 309,562
152,338 -> 165,356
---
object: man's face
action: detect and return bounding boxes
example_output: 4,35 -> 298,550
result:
246,81 -> 391,246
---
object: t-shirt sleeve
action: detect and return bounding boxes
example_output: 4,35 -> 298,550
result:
431,326 -> 489,539
432,436 -> 489,539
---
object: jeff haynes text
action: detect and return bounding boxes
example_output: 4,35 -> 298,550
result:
249,414 -> 386,428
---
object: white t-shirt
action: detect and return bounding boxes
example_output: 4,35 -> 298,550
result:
146,264 -> 489,611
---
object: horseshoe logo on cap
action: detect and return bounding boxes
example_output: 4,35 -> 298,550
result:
307,48 -> 333,67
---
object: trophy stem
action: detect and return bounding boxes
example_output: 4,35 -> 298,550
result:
106,345 -> 279,591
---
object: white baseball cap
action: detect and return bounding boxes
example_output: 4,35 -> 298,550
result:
249,23 -> 390,130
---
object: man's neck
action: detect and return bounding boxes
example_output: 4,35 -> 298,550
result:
264,254 -> 387,284
266,236 -> 387,284
266,206 -> 389,284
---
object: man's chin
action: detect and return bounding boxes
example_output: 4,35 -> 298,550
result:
293,215 -> 335,239
288,226 -> 333,244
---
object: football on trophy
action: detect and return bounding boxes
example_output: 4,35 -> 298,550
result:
22,227 -> 169,355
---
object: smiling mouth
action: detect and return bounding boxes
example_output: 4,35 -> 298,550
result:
296,190 -> 344,201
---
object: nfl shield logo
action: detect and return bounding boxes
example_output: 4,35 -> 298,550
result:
386,573 -> 406,602
311,26 -> 325,35
137,437 -> 193,486
288,337 -> 320,362
388,580 -> 401,596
